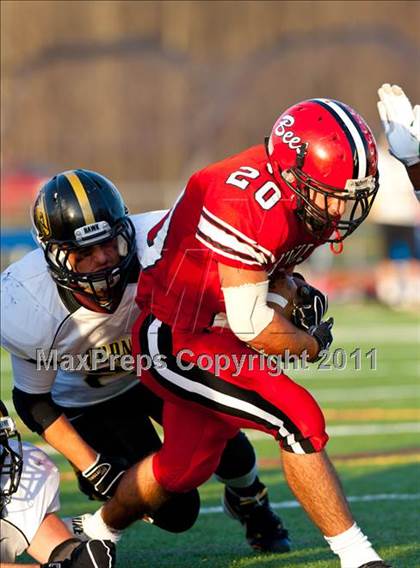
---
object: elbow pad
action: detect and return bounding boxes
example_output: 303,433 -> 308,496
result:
13,387 -> 62,434
222,280 -> 274,342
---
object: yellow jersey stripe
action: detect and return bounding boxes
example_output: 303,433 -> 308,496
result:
64,171 -> 95,225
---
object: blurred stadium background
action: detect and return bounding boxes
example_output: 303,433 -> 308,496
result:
1,2 -> 420,566
2,0 -> 420,310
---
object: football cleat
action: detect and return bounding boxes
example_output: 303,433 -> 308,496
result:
357,563 -> 392,567
223,484 -> 291,553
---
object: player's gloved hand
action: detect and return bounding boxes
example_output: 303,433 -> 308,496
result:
69,539 -> 116,568
42,539 -> 116,567
292,284 -> 328,331
80,453 -> 129,501
292,271 -> 306,282
377,83 -> 420,166
308,317 -> 334,361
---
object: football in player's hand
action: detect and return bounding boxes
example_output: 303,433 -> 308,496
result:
267,273 -> 302,320
268,272 -> 329,332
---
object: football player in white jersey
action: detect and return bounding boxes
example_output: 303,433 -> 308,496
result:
1,170 -> 290,552
0,400 -> 116,568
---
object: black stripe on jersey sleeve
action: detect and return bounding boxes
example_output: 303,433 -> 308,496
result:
196,227 -> 260,265
201,209 -> 271,263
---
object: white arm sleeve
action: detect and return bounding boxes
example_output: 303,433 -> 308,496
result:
222,280 -> 275,342
11,355 -> 57,394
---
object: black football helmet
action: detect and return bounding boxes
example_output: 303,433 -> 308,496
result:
32,169 -> 136,311
0,400 -> 23,511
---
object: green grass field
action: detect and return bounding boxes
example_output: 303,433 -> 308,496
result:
1,303 -> 419,567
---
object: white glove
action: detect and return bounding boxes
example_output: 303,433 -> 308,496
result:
377,83 -> 420,166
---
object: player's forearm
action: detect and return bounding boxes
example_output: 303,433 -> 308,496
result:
249,312 -> 319,360
13,388 -> 97,470
42,414 -> 97,471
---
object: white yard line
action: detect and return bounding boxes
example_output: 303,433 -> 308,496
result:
327,422 -> 420,436
201,493 -> 420,514
294,368 -> 419,381
244,422 -> 420,440
33,421 -> 420,454
4,387 -> 418,415
334,326 -> 419,343
310,385 -> 419,402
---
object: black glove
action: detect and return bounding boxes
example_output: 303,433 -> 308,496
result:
42,539 -> 117,567
70,539 -> 116,568
292,271 -> 306,282
80,453 -> 129,501
292,284 -> 328,331
308,317 -> 334,360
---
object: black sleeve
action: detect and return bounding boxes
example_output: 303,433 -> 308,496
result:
12,387 -> 63,434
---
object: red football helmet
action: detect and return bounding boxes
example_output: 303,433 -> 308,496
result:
266,99 -> 379,242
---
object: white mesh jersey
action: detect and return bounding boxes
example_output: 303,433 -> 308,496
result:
1,211 -> 167,407
0,441 -> 60,562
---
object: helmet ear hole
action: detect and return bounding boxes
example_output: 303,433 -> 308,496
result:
117,234 -> 128,257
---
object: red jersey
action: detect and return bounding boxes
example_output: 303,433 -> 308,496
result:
137,145 -> 325,332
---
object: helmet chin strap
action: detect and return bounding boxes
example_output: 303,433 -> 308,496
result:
330,230 -> 344,254
72,291 -> 111,313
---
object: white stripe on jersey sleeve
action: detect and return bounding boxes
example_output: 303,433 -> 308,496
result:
197,215 -> 268,265
203,207 -> 275,262
196,233 -> 261,266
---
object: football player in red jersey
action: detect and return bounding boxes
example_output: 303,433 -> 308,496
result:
92,99 -> 390,568
2,169 -> 291,552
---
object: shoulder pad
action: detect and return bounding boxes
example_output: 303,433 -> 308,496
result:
130,211 -> 168,260
1,251 -> 67,360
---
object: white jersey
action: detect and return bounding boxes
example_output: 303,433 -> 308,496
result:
0,441 -> 60,562
1,211 -> 167,407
